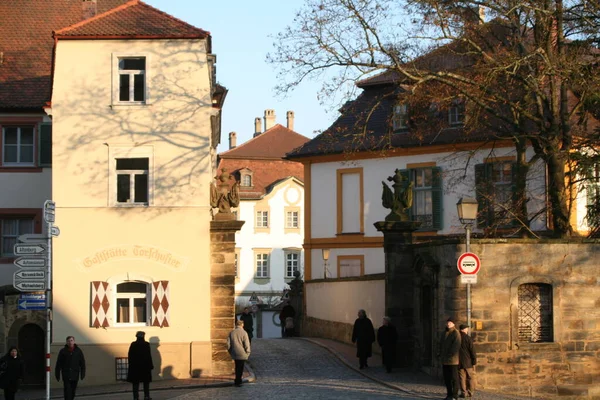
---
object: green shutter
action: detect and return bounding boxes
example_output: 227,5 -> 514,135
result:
431,167 -> 443,230
39,123 -> 52,167
474,163 -> 490,228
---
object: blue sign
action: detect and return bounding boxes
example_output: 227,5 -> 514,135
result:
18,299 -> 46,310
20,293 -> 45,300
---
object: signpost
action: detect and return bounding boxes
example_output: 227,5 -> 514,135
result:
12,200 -> 57,400
457,251 -> 481,331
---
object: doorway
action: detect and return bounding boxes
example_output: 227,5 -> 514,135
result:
18,324 -> 45,385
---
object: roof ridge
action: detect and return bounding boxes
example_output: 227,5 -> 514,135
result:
137,1 -> 210,36
54,0 -> 139,35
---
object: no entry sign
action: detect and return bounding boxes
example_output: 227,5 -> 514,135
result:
457,252 -> 481,275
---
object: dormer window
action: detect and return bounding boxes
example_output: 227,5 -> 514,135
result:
392,103 -> 408,131
449,101 -> 465,126
242,174 -> 252,187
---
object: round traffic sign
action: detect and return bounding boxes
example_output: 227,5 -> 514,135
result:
457,252 -> 481,275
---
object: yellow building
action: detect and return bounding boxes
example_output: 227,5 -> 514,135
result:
50,1 -> 226,385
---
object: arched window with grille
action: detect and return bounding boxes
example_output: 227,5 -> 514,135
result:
518,283 -> 553,343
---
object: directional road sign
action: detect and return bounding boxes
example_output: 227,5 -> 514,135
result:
13,244 -> 46,256
18,233 -> 47,243
13,281 -> 46,292
14,269 -> 46,280
20,293 -> 45,300
18,298 -> 46,310
14,257 -> 47,268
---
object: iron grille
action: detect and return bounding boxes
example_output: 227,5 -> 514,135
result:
518,283 -> 553,343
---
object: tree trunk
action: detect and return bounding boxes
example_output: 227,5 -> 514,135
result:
546,153 -> 571,237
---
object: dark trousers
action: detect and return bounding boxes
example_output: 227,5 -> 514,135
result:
359,356 -> 368,368
443,364 -> 459,398
132,381 -> 150,399
3,388 -> 16,400
63,379 -> 79,400
234,360 -> 245,385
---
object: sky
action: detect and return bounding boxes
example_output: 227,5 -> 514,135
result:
146,0 -> 339,153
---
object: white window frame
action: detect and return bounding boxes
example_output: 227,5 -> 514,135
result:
242,174 -> 252,187
108,146 -> 154,207
412,168 -> 434,227
112,53 -> 150,106
2,126 -> 35,166
284,250 -> 300,278
255,252 -> 270,278
448,101 -> 465,126
0,218 -> 35,257
114,281 -> 149,327
392,103 -> 408,130
286,210 -> 299,228
256,210 -> 269,228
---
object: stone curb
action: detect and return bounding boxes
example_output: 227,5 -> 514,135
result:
22,365 -> 256,399
300,337 -> 440,400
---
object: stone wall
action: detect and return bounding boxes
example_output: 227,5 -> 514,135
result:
420,240 -> 600,399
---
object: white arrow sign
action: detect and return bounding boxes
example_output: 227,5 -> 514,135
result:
18,233 -> 47,243
13,281 -> 46,292
14,257 -> 47,268
14,270 -> 46,280
14,244 -> 46,255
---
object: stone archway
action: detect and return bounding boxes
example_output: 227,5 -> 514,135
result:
19,323 -> 45,385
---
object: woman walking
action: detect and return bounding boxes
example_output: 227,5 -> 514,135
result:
0,346 -> 25,400
352,309 -> 375,369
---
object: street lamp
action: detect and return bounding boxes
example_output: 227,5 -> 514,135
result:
456,197 -> 478,331
322,249 -> 330,279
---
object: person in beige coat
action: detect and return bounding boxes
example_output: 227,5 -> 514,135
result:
227,319 -> 251,387
439,318 -> 461,400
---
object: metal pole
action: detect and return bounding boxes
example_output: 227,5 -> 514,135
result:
46,219 -> 52,400
466,224 -> 471,332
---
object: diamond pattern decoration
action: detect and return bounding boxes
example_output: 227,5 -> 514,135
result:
151,281 -> 170,328
91,281 -> 110,328
518,283 -> 553,343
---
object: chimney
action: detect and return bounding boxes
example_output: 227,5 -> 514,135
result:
286,111 -> 295,131
82,0 -> 97,20
229,132 -> 237,149
264,109 -> 276,131
253,118 -> 261,137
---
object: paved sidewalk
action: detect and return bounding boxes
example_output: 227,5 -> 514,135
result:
17,368 -> 254,400
303,337 -> 541,400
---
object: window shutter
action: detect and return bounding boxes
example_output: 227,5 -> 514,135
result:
151,281 -> 170,328
91,281 -> 110,328
431,167 -> 443,230
39,123 -> 52,167
474,163 -> 490,228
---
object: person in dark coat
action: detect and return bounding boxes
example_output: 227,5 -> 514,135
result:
227,319 -> 251,387
127,331 -> 154,400
0,346 -> 25,400
240,307 -> 254,343
377,316 -> 398,373
351,309 -> 375,369
280,302 -> 296,337
438,318 -> 461,400
55,336 -> 86,400
458,324 -> 477,398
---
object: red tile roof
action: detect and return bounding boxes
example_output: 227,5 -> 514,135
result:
55,0 -> 210,39
217,124 -> 310,198
219,124 -> 310,159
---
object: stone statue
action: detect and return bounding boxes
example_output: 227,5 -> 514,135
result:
210,168 -> 240,215
381,169 -> 413,221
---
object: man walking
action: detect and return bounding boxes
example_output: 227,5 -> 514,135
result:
55,336 -> 86,400
439,318 -> 461,400
227,319 -> 251,387
458,324 -> 477,398
240,307 -> 254,343
127,331 -> 154,400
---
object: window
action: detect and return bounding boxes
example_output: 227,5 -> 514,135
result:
116,158 -> 149,205
286,211 -> 299,228
1,218 -> 35,257
118,58 -> 146,103
475,161 -> 515,228
408,167 -> 443,230
392,103 -> 409,131
518,283 -> 553,343
337,255 -> 364,278
2,126 -> 34,165
242,174 -> 252,187
115,358 -> 128,381
586,163 -> 600,208
285,251 -> 300,278
256,211 -> 269,228
336,168 -> 364,234
255,252 -> 269,278
448,101 -> 465,126
115,282 -> 148,325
